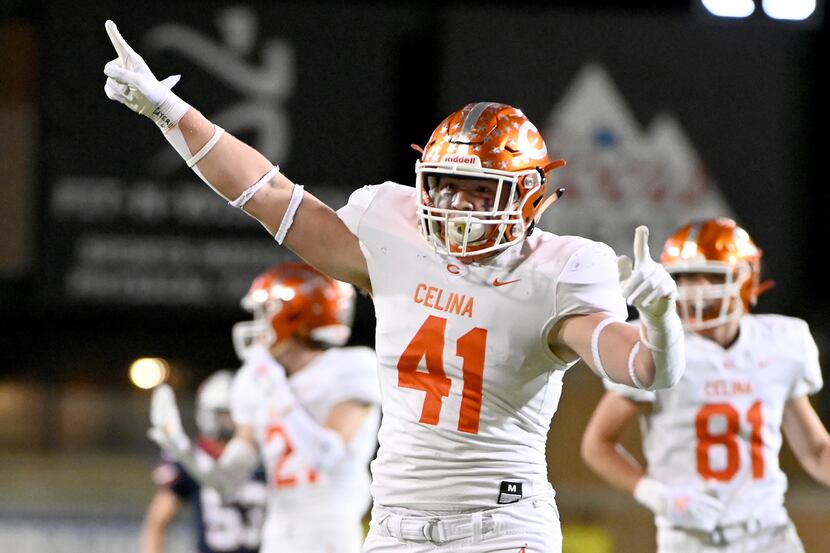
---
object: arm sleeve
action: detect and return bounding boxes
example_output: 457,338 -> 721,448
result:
553,242 -> 629,324
791,320 -> 824,398
603,378 -> 657,403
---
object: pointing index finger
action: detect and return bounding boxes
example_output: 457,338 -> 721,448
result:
105,20 -> 131,64
633,225 -> 650,266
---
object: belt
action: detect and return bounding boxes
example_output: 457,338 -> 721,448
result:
380,510 -> 496,544
702,511 -> 789,545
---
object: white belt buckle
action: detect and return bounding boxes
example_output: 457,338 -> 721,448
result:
423,518 -> 445,544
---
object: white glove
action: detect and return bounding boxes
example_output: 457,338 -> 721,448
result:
618,225 -> 677,320
148,384 -> 259,499
102,20 -> 189,130
634,477 -> 725,532
619,226 -> 685,389
147,384 -> 192,456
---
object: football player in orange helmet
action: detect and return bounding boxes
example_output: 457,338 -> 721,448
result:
147,262 -> 380,553
661,217 -> 768,334
105,21 -> 687,552
582,218 -> 830,553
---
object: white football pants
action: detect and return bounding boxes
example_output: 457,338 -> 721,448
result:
656,519 -> 805,553
363,493 -> 562,552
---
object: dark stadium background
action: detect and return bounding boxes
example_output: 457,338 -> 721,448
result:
0,1 -> 827,552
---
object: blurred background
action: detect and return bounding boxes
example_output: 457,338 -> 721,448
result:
1,0 -> 827,551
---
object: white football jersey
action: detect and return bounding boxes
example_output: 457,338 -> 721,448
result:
605,314 -> 823,526
336,182 -> 627,508
230,344 -> 381,521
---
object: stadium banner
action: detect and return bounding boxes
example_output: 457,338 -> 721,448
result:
36,1 -> 425,310
438,8 -> 813,313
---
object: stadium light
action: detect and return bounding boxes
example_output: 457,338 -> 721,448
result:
129,357 -> 170,389
701,0 -> 756,17
762,0 -> 816,20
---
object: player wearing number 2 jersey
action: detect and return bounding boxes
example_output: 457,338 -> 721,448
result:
581,218 -> 830,553
102,21 -> 688,551
147,262 -> 381,553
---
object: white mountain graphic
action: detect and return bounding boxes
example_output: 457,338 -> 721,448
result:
537,62 -> 734,258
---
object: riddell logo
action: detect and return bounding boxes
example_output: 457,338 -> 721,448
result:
441,154 -> 481,166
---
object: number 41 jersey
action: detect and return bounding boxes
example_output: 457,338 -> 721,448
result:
337,182 -> 627,509
606,314 -> 823,527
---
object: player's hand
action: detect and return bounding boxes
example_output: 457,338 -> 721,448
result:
618,225 -> 677,320
147,384 -> 192,457
634,477 -> 725,532
102,20 -> 188,129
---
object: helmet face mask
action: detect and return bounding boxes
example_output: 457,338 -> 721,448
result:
232,263 -> 356,361
673,267 -> 750,331
418,171 -> 530,256
661,218 -> 763,332
414,102 -> 553,258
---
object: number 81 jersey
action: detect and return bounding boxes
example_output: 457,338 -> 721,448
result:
605,314 -> 823,527
337,182 -> 627,508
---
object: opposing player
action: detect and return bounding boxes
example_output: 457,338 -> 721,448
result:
581,218 -> 830,552
141,370 -> 267,553
103,20 -> 686,552
148,262 -> 381,552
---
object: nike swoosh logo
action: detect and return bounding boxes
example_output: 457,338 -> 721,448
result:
493,277 -> 521,287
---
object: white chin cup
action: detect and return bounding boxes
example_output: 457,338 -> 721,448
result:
447,217 -> 486,245
309,324 -> 351,347
231,319 -> 274,362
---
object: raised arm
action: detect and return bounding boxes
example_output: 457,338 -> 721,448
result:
147,385 -> 260,499
102,20 -> 369,289
550,226 -> 685,390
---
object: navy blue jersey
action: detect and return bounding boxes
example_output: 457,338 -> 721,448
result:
152,437 -> 267,553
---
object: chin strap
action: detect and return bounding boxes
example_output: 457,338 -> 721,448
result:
754,279 -> 775,301
533,159 -> 567,223
533,187 -> 565,224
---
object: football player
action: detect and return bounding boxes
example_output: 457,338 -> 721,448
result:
141,370 -> 267,553
103,20 -> 686,552
148,262 -> 380,553
581,218 -> 830,552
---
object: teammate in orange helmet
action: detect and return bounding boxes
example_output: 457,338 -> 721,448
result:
104,20 -> 686,552
148,263 -> 381,553
581,218 -> 830,552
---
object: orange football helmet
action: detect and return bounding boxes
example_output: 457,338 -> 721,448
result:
414,102 -> 565,257
660,218 -> 766,330
232,262 -> 356,360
